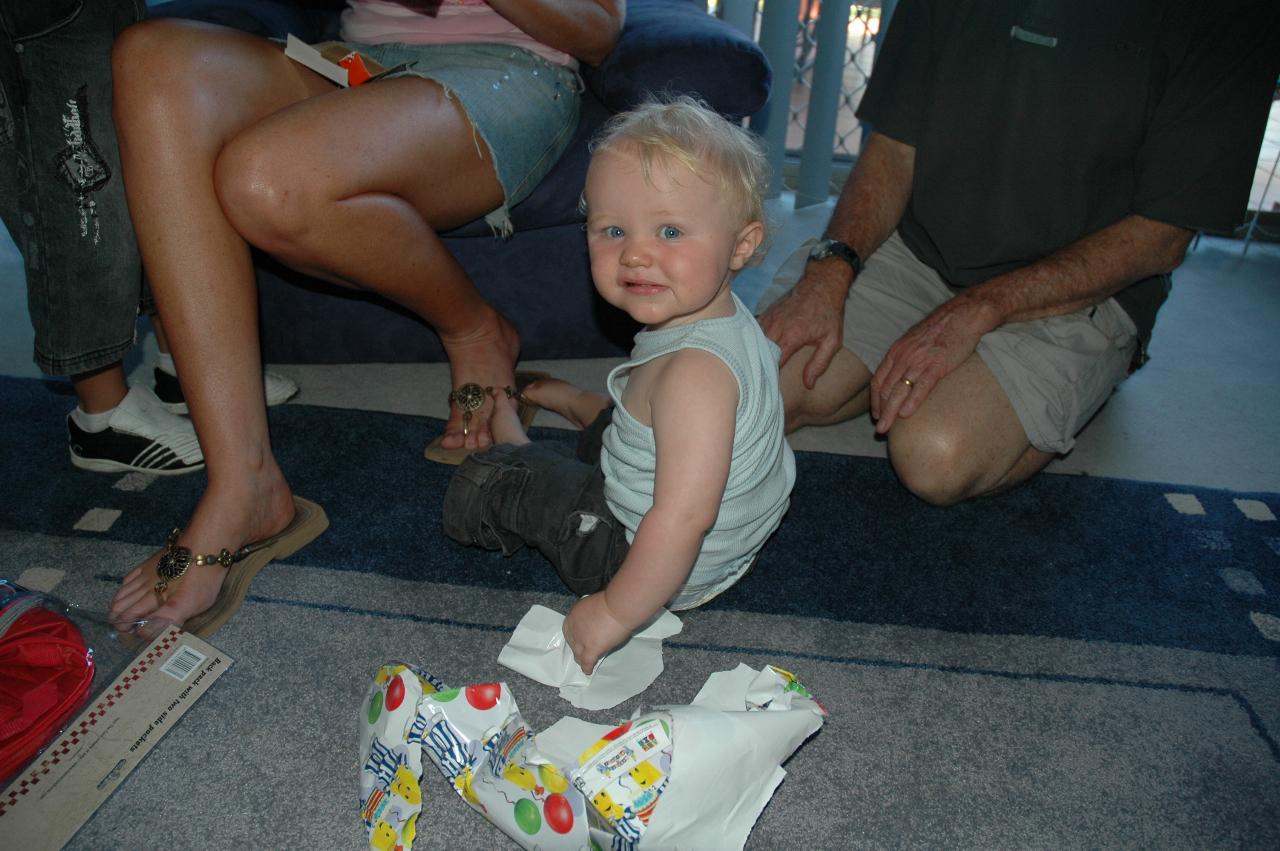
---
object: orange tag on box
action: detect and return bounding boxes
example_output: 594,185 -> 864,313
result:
339,51 -> 374,87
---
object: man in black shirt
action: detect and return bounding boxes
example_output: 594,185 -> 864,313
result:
760,0 -> 1279,505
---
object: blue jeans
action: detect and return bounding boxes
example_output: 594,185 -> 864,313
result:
0,0 -> 147,376
442,410 -> 631,596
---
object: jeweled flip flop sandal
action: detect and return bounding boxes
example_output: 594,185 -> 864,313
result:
424,371 -> 548,465
147,496 -> 329,638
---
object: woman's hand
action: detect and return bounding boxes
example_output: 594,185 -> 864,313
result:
487,1 -> 625,66
562,593 -> 633,675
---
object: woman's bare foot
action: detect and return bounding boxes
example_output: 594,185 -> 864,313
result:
437,307 -> 521,451
108,466 -> 295,631
519,378 -> 610,429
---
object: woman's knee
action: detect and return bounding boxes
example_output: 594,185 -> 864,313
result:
112,20 -> 209,127
113,20 -> 275,171
213,134 -> 318,254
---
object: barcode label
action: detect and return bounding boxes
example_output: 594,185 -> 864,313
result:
160,646 -> 206,681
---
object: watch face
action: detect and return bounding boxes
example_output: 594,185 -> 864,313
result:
808,239 -> 859,273
810,240 -> 835,260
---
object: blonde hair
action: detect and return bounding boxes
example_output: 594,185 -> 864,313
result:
588,95 -> 769,238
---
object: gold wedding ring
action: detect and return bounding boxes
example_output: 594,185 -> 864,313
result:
901,378 -> 914,387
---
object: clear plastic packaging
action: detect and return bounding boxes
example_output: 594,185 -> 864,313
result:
0,579 -> 168,788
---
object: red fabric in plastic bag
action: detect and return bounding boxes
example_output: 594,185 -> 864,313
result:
0,599 -> 95,781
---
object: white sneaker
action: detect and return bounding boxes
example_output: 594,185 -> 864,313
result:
263,369 -> 300,407
153,365 -> 299,414
68,385 -> 205,475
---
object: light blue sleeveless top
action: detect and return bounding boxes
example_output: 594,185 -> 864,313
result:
600,293 -> 796,609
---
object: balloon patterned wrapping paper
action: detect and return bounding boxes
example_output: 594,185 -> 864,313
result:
358,661 -> 826,850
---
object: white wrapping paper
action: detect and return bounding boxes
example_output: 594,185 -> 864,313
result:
537,664 -> 826,850
360,661 -> 825,851
497,604 -> 683,710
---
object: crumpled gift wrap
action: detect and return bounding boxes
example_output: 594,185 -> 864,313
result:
497,605 -> 683,711
358,663 -> 448,851
692,662 -> 828,714
359,664 -> 591,850
537,664 -> 827,850
358,663 -> 825,851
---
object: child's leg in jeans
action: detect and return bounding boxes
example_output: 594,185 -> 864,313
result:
442,443 -> 628,595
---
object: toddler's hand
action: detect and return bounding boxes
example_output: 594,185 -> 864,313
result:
562,594 -> 632,675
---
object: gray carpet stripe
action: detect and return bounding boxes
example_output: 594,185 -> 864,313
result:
6,532 -> 1278,849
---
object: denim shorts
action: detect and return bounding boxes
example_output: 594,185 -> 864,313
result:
323,40 -> 582,236
764,232 -> 1138,454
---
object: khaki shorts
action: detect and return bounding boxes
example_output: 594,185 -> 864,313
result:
764,232 -> 1138,454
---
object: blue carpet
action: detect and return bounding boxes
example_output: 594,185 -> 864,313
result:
3,375 -> 1277,659
6,375 -> 1280,849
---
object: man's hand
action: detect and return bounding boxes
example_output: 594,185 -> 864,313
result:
868,214 -> 1193,435
757,260 -> 852,389
562,593 -> 633,675
871,291 -> 1000,433
759,131 -> 914,390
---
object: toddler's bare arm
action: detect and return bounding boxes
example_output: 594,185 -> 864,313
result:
563,349 -> 737,672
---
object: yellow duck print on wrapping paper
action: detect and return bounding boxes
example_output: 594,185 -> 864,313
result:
369,808 -> 419,851
629,761 -> 663,789
454,765 -> 483,808
591,788 -> 625,821
390,764 -> 422,806
503,762 -> 542,795
538,762 -> 570,794
370,820 -> 397,851
402,812 -> 418,850
375,664 -> 409,686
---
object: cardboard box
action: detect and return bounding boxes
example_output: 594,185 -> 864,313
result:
0,626 -> 232,850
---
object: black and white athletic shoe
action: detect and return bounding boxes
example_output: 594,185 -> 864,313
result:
153,365 -> 298,414
67,385 -> 205,475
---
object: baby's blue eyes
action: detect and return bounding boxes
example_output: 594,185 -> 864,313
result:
597,225 -> 681,239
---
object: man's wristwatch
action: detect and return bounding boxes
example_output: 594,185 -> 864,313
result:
807,238 -> 863,276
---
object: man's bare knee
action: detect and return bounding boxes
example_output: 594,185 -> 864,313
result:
887,420 -> 978,507
888,411 -> 1048,505
779,346 -> 871,431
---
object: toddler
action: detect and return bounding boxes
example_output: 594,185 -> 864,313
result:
443,96 -> 795,673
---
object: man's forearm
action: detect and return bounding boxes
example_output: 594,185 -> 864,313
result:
815,131 -> 915,282
956,214 -> 1193,329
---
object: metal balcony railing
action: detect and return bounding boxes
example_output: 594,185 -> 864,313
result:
713,1 -> 894,206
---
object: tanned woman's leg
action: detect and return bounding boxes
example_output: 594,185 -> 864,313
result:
212,76 -> 522,454
108,20 -> 333,627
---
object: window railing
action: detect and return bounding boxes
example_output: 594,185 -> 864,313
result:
713,1 -> 895,205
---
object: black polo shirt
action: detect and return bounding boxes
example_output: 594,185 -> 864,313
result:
856,0 -> 1279,341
